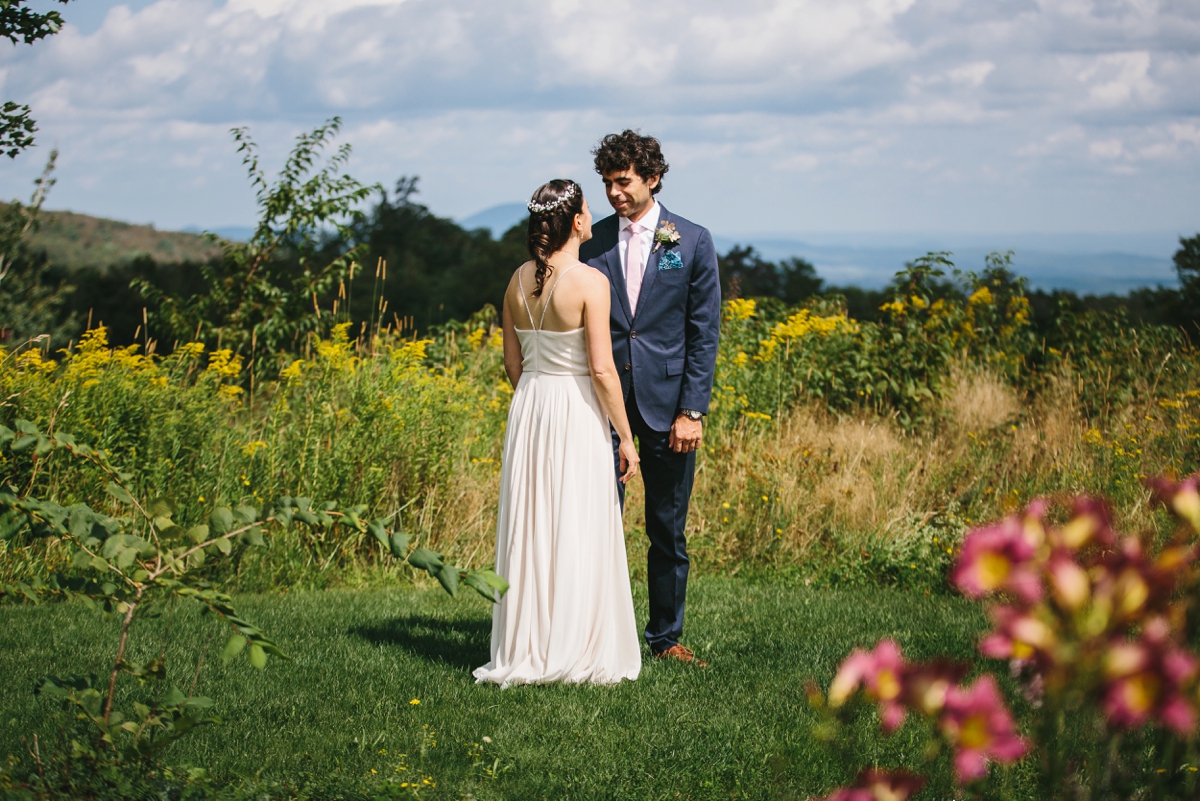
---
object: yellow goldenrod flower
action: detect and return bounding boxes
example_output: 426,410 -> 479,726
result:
968,286 -> 994,306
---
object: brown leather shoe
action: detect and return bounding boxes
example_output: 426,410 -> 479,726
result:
655,644 -> 708,667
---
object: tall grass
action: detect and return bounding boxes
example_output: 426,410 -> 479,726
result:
2,263 -> 1197,594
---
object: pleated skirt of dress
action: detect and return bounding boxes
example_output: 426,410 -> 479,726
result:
472,371 -> 641,688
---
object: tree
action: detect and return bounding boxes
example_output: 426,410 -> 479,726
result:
136,118 -> 378,375
718,244 -> 822,303
0,149 -> 76,345
1,0 -> 74,158
1175,233 -> 1200,295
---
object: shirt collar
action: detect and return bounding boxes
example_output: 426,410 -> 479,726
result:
619,201 -> 660,235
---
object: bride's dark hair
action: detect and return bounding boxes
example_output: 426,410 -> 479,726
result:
526,179 -> 584,297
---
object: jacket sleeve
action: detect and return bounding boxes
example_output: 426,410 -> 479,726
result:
679,227 -> 721,414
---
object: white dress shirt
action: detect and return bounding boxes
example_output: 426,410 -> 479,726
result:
617,201 -> 661,279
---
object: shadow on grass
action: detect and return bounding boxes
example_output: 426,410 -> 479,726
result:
349,614 -> 491,671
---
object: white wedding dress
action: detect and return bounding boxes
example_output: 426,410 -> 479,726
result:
473,264 -> 642,688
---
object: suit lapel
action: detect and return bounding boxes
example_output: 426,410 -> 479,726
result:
633,205 -> 668,321
602,218 -> 633,324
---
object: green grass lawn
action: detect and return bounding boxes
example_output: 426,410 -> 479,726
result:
0,579 -> 988,800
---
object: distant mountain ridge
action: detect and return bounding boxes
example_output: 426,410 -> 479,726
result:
21,203 -> 1185,295
457,202 -> 1182,294
19,207 -> 221,270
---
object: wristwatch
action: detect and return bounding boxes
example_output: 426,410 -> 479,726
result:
679,409 -> 704,421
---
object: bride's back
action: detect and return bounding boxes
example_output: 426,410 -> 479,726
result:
506,260 -> 593,333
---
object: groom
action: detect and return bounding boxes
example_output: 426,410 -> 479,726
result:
580,131 -> 721,666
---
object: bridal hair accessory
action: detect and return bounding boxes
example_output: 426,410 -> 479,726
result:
653,221 -> 681,252
527,183 -> 577,214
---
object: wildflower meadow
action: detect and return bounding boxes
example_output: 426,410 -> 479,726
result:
1,121 -> 1199,800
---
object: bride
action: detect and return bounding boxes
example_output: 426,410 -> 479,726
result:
472,179 -> 642,687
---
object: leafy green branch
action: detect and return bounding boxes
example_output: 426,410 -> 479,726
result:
0,418 -> 506,775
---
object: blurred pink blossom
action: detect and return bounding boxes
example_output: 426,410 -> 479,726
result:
1102,618 -> 1198,735
828,639 -> 908,731
940,675 -> 1029,782
821,768 -> 925,801
952,515 -> 1043,604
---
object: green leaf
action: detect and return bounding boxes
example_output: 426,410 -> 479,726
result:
233,505 -> 257,525
70,549 -> 91,569
241,527 -> 265,547
476,568 -> 509,595
68,508 -> 91,539
11,435 -> 36,453
116,547 -> 138,569
389,530 -> 408,559
461,572 -> 499,602
248,643 -> 267,670
89,556 -> 109,573
106,482 -> 135,505
186,524 -> 209,544
0,510 -> 25,540
407,547 -> 444,572
0,425 -> 13,445
274,507 -> 293,528
368,520 -> 388,548
187,549 -> 206,569
14,420 -> 38,435
215,537 -> 232,556
148,497 -> 174,518
210,507 -> 234,536
435,564 -> 460,597
220,634 -> 247,664
33,436 -> 53,457
53,431 -> 76,448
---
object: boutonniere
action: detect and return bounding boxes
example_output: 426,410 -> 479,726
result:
653,221 -> 681,252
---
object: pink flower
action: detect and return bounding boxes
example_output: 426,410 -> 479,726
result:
1093,538 -> 1190,628
827,640 -> 909,732
902,659 -> 969,717
1055,496 -> 1115,550
1145,475 -> 1200,533
1102,618 -> 1199,736
952,515 -> 1042,604
940,675 -> 1029,783
1047,550 -> 1091,612
821,768 -> 925,801
979,605 -> 1057,667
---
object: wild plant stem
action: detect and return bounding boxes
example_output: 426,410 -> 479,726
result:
103,588 -> 143,725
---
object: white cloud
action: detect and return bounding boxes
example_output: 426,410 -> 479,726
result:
0,0 -> 1196,236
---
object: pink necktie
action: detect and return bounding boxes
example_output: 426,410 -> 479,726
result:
626,222 -> 644,312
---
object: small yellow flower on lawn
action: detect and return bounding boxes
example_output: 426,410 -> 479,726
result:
410,698 -> 420,705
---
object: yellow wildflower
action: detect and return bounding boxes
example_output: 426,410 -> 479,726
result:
725,298 -> 757,321
241,441 -> 268,457
207,349 -> 243,379
968,286 -> 994,306
280,359 -> 306,380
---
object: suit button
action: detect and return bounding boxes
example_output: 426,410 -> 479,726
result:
624,363 -> 631,372
630,331 -> 637,339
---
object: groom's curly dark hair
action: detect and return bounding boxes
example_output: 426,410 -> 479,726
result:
592,130 -> 669,195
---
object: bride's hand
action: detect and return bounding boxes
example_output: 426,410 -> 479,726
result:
618,438 -> 639,484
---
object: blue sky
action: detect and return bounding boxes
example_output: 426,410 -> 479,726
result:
1,0 -> 1198,257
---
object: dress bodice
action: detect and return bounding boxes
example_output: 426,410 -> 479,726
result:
516,327 -> 590,376
514,262 -> 590,377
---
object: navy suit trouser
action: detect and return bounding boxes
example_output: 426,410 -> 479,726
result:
613,384 -> 695,655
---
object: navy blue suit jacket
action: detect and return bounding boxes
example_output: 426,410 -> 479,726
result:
580,205 -> 721,432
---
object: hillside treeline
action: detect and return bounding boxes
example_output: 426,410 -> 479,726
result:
4,182 -> 1199,354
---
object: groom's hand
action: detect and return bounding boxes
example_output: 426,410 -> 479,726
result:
669,415 -> 703,454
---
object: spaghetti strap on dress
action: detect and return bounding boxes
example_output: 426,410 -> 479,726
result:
473,264 -> 641,687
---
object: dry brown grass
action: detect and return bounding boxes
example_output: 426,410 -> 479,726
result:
424,363 -> 1175,577
943,365 -> 1020,434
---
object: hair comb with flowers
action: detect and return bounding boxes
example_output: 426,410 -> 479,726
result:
527,182 -> 577,214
